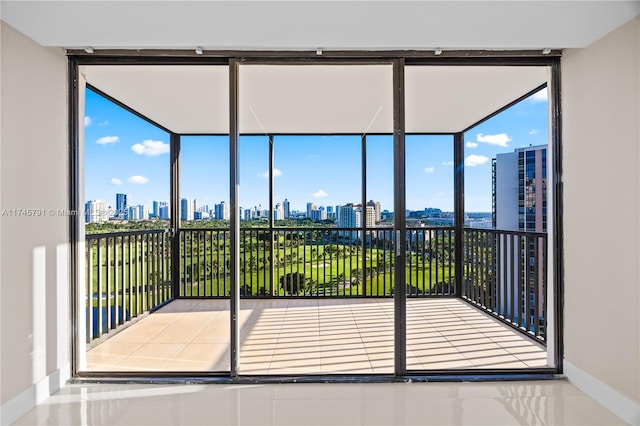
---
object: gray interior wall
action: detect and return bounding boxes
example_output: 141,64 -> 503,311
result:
0,21 -> 68,405
562,16 -> 640,403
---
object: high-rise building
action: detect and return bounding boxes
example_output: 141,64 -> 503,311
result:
85,200 -> 109,223
367,200 -> 381,224
306,202 -> 316,219
492,144 -> 547,329
338,203 -> 375,228
181,198 -> 194,221
283,199 -> 290,218
153,201 -> 168,218
273,202 -> 284,220
325,205 -> 335,219
492,145 -> 547,232
196,204 -> 210,220
158,205 -> 170,220
214,201 -> 230,220
128,206 -> 139,220
338,204 -> 358,227
115,193 -> 129,219
311,206 -> 326,221
138,205 -> 149,220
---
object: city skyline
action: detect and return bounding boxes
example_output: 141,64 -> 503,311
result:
84,86 -> 549,214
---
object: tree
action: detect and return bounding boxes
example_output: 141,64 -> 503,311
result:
279,272 -> 307,294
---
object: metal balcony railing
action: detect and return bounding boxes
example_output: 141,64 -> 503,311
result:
85,229 -> 172,345
85,226 -> 546,345
178,227 -> 456,298
463,228 -> 547,341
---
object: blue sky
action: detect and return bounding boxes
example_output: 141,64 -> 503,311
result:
84,86 -> 548,213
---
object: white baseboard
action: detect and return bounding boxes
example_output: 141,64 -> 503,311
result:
0,363 -> 70,426
564,359 -> 640,425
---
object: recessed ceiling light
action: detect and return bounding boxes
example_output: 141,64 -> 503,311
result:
542,48 -> 551,55
434,48 -> 443,56
195,47 -> 203,55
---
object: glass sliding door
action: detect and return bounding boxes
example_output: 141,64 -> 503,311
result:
404,65 -> 554,372
237,63 -> 394,374
80,64 -> 231,374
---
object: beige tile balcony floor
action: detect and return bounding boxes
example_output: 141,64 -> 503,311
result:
86,298 -> 548,374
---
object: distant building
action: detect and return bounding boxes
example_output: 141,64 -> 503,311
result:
152,200 -> 168,218
196,204 -> 210,220
127,206 -> 139,220
493,144 -> 547,232
306,202 -> 316,219
115,193 -> 129,219
85,200 -> 109,223
492,144 -> 548,330
367,200 -> 382,224
138,204 -> 149,220
214,201 -> 230,220
181,198 -> 194,221
311,206 -> 326,221
338,203 -> 375,228
326,205 -> 335,219
158,205 -> 170,220
273,202 -> 284,220
283,199 -> 290,218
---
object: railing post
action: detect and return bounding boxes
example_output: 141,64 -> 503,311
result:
170,133 -> 181,299
454,132 -> 465,298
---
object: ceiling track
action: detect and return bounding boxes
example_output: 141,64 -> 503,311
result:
67,48 -> 563,62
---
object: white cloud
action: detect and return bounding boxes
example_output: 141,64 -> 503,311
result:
529,129 -> 539,135
110,178 -> 122,185
312,189 -> 328,198
131,139 -> 169,156
127,175 -> 150,184
260,168 -> 283,178
307,154 -> 320,159
84,116 -> 93,127
443,161 -> 454,166
530,87 -> 548,103
424,167 -> 435,173
466,141 -> 478,148
96,135 -> 119,145
476,133 -> 511,147
465,154 -> 490,167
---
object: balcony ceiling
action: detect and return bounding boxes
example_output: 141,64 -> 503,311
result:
81,64 -> 548,134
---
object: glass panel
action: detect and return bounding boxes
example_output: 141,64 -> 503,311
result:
239,135 -> 271,296
83,65 -> 231,374
238,64 -> 394,375
461,85 -> 550,369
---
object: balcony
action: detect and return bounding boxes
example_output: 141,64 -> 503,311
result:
84,226 -> 548,374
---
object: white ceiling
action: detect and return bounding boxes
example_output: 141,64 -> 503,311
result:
16,0 -> 629,134
81,64 -> 548,134
2,1 -> 639,50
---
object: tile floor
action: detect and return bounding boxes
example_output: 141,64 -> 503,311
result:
86,298 -> 548,374
13,380 -> 626,425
